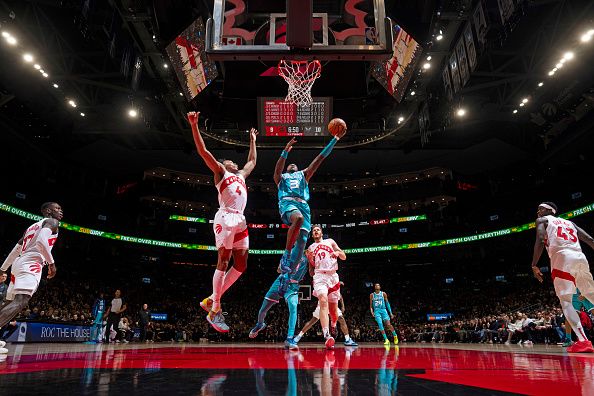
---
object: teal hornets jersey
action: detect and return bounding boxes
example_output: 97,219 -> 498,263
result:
278,171 -> 309,202
373,292 -> 387,311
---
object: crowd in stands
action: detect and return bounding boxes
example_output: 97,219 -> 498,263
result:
3,267 -> 593,346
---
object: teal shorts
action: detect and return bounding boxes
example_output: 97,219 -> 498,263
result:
265,275 -> 301,303
279,199 -> 311,233
573,291 -> 594,312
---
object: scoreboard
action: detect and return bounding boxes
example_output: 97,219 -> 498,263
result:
258,97 -> 332,137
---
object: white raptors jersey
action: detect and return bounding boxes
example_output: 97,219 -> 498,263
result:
215,170 -> 247,212
20,219 -> 58,262
544,215 -> 581,257
309,239 -> 338,272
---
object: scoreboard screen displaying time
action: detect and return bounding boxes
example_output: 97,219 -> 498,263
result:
258,97 -> 332,137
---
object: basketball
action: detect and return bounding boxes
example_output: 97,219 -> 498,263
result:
328,118 -> 347,137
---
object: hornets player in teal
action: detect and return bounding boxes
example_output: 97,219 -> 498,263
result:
370,283 -> 399,345
249,256 -> 309,349
273,132 -> 345,286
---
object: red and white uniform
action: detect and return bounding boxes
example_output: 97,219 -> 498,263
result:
544,215 -> 594,296
312,301 -> 343,319
7,219 -> 58,298
213,170 -> 249,250
308,239 -> 341,303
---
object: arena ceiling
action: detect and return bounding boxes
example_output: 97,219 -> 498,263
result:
0,0 -> 592,176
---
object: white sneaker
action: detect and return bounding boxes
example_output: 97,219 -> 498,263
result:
0,340 -> 6,348
0,347 -> 8,354
504,341 -> 511,345
524,340 -> 533,346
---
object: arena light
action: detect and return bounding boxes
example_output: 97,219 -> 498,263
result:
521,98 -> 528,104
128,108 -> 138,118
538,82 -> 543,87
398,116 -> 405,124
68,99 -> 77,108
513,109 -> 518,114
423,62 -> 431,70
163,63 -> 168,69
179,92 -> 183,96
456,108 -> 466,117
1,31 -> 9,38
410,91 -> 416,96
581,33 -> 592,42
52,83 -> 59,88
426,55 -> 432,61
556,62 -> 563,68
42,72 -> 48,78
563,51 -> 574,60
548,70 -> 555,76
5,35 -> 17,45
23,53 -> 34,62
436,34 -> 443,41
519,103 -> 525,107
80,112 -> 85,117
39,69 -> 45,74
33,64 -> 41,70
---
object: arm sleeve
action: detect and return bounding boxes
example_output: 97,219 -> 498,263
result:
1,243 -> 22,272
320,137 -> 338,157
36,228 -> 55,264
385,300 -> 393,315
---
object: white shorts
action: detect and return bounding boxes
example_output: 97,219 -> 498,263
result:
7,257 -> 44,297
551,250 -> 594,297
213,210 -> 249,250
312,272 -> 341,303
312,303 -> 343,319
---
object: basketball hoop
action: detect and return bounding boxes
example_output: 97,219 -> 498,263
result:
277,60 -> 322,107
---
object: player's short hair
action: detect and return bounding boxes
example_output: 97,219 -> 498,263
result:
541,201 -> 558,212
41,202 -> 57,213
312,224 -> 322,231
218,158 -> 230,164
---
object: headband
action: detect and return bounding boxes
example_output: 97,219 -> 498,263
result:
539,203 -> 556,214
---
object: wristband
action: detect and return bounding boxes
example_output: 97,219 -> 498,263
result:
320,137 -> 338,158
280,150 -> 289,159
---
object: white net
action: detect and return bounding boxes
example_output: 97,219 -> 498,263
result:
277,60 -> 322,107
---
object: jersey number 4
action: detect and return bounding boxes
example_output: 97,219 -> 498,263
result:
557,226 -> 577,242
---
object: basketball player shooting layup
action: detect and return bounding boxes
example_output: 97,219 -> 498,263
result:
187,111 -> 258,333
274,121 -> 346,289
531,202 -> 594,353
0,202 -> 62,347
370,283 -> 399,345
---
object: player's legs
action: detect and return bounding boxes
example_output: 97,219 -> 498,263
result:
384,319 -> 399,344
294,316 -> 320,342
249,277 -> 282,338
0,294 -> 31,329
285,292 -> 299,340
574,261 -> 594,306
284,210 -> 304,252
375,311 -> 389,341
328,302 -> 339,328
219,248 -> 247,296
212,247 -> 233,311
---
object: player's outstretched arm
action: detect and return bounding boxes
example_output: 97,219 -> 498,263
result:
330,239 -> 346,260
187,112 -> 225,179
575,224 -> 594,251
239,128 -> 258,179
369,294 -> 374,316
274,138 -> 297,185
303,131 -> 345,182
531,217 -> 547,283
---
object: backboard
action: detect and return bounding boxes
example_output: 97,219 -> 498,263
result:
206,0 -> 393,61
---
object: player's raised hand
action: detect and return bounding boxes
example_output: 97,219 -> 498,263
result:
187,111 -> 200,125
531,266 -> 543,283
249,128 -> 258,141
285,137 -> 297,152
